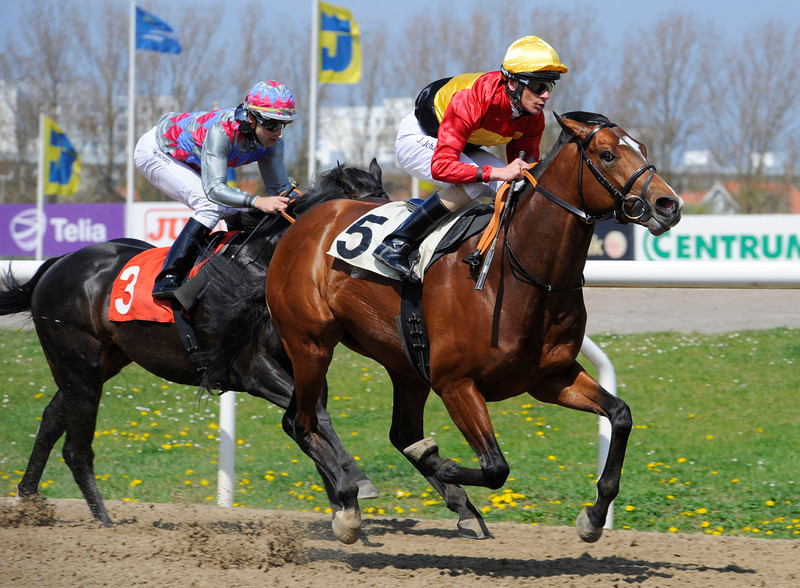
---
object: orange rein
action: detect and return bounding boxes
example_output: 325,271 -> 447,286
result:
279,184 -> 303,223
474,166 -> 537,256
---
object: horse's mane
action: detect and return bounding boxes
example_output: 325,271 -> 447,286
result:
196,161 -> 387,393
533,111 -> 611,181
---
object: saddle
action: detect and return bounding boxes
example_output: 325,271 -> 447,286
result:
333,177 -> 530,383
108,230 -> 243,375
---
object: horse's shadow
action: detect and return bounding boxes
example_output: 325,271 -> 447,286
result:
303,518 -> 756,582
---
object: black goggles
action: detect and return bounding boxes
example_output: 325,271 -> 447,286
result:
518,78 -> 556,95
253,114 -> 289,132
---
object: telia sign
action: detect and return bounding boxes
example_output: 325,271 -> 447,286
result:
0,203 -> 125,257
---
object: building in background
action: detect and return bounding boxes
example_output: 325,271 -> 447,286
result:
317,97 -> 413,172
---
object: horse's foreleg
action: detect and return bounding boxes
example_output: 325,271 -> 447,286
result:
388,376 -> 490,539
279,345 -> 362,544
17,390 -> 68,498
433,381 -> 510,489
239,349 -> 378,502
532,367 -> 632,543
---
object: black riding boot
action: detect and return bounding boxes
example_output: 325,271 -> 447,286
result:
152,218 -> 211,300
372,192 -> 450,280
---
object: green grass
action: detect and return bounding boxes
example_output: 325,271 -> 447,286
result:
1,326 -> 798,539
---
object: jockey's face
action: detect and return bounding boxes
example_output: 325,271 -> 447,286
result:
249,113 -> 286,147
508,78 -> 550,116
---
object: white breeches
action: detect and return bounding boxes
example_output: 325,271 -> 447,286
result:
134,127 -> 236,229
394,112 -> 505,209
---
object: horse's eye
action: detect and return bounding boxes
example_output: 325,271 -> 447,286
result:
600,151 -> 615,163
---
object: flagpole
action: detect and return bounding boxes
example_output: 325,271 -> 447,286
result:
36,112 -> 45,261
308,0 -> 318,184
126,0 -> 136,238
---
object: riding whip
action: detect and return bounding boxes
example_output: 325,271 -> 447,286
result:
475,151 -> 526,290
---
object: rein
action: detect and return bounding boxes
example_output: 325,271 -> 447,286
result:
502,175 -> 586,292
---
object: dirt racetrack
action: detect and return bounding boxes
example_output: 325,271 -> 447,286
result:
1,497 -> 798,587
1,287 -> 798,587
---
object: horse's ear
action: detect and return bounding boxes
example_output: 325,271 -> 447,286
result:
368,158 -> 383,185
553,112 -> 574,135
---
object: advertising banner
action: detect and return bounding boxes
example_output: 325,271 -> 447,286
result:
635,215 -> 800,261
0,203 -> 125,257
587,221 -> 635,261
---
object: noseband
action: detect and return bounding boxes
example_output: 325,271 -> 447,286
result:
535,122 -> 657,224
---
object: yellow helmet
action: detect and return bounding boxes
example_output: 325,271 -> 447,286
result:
501,36 -> 568,81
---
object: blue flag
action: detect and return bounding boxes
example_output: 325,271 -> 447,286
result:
43,117 -> 81,197
136,7 -> 182,54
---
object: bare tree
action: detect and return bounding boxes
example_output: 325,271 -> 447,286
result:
74,2 -> 129,201
704,19 -> 800,212
394,2 -> 464,99
602,13 -> 713,184
0,0 -> 81,203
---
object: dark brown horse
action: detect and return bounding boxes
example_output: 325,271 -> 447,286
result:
265,112 -> 683,544
0,162 -> 387,525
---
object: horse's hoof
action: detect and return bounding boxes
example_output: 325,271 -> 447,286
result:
357,479 -> 379,500
403,437 -> 438,461
332,508 -> 362,544
457,516 -> 491,539
576,506 -> 604,543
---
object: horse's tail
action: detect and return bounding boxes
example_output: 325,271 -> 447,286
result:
0,257 -> 63,315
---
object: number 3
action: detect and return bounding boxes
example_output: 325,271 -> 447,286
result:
114,265 -> 140,315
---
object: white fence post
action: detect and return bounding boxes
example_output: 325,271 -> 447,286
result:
217,391 -> 236,507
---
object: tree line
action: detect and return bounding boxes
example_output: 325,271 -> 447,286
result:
1,0 -> 798,212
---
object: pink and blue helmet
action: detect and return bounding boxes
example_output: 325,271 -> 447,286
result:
245,80 -> 298,123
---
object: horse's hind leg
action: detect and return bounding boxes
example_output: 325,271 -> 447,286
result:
36,330 -> 117,526
17,390 -> 69,498
387,374 -> 490,539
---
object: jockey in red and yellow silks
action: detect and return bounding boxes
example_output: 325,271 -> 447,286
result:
373,36 -> 568,281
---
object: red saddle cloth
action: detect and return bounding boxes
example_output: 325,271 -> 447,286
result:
109,232 -> 238,323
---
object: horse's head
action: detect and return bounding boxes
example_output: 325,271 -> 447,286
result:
291,158 -> 388,217
550,111 -> 682,235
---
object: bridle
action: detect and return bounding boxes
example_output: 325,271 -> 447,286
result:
502,121 -> 657,292
534,122 -> 658,224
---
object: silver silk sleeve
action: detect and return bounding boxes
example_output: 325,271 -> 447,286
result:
257,138 -> 291,195
200,126 -> 258,208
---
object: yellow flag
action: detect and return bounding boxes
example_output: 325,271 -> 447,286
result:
43,116 -> 81,196
318,2 -> 361,84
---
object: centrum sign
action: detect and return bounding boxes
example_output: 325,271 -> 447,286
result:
636,215 -> 800,261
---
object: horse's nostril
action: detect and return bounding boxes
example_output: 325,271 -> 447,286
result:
656,197 -> 678,213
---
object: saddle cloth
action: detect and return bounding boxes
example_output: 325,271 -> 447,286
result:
108,231 -> 238,323
109,248 -> 175,323
326,199 -> 489,282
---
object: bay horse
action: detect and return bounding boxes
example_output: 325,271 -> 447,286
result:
265,112 -> 683,544
0,161 -> 387,525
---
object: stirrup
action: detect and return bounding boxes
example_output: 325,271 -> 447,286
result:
152,274 -> 181,300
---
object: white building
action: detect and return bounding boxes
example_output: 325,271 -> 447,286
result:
317,97 -> 413,172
